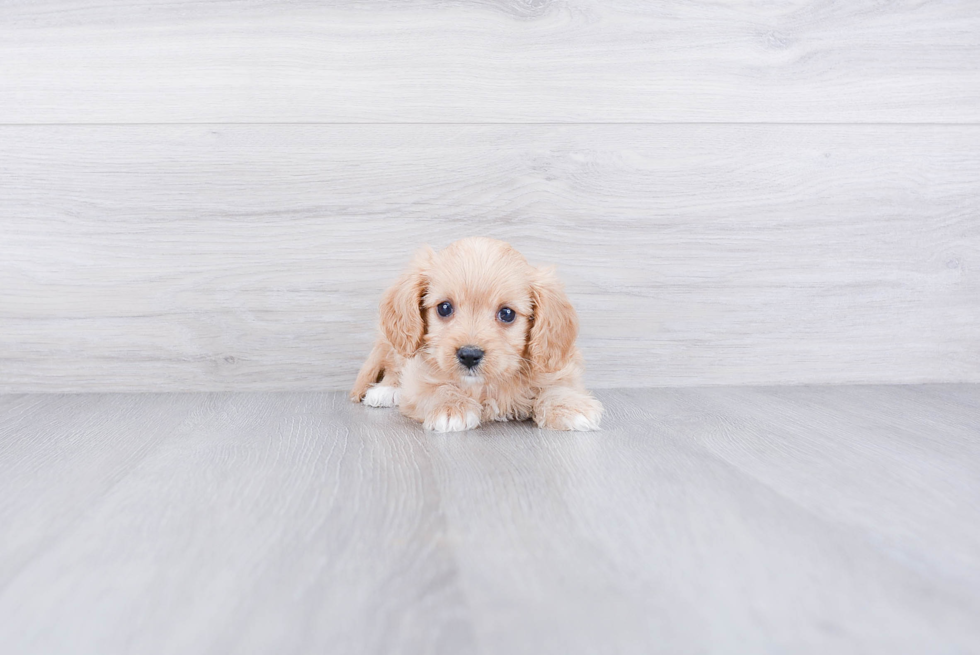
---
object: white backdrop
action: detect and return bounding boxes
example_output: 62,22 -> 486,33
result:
1,1 -> 978,391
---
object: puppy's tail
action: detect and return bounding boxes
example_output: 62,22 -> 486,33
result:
350,340 -> 390,402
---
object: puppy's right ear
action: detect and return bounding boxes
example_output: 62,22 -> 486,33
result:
379,246 -> 433,358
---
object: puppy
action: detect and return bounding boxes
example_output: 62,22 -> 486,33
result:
350,237 -> 603,432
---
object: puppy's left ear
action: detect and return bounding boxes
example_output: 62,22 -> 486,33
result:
379,246 -> 434,358
527,265 -> 579,373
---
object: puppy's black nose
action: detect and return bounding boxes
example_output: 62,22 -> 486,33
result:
456,346 -> 484,369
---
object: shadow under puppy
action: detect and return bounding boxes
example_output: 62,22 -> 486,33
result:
351,237 -> 602,432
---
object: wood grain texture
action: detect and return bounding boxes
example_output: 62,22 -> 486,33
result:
2,124 -> 978,391
0,386 -> 978,654
0,0 -> 978,123
0,392 -> 474,654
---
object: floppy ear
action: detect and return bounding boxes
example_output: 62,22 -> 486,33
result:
527,265 -> 579,373
379,247 -> 433,358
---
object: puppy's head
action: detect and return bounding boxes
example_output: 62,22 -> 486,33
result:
380,237 -> 578,383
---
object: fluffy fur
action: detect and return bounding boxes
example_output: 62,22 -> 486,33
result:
350,237 -> 603,432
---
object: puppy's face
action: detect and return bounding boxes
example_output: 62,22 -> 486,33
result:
380,237 -> 579,384
422,240 -> 533,384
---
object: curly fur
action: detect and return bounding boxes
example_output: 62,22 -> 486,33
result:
350,237 -> 602,432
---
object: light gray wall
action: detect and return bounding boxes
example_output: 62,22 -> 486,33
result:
1,1 -> 978,392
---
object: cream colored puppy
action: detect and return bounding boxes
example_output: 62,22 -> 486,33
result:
350,237 -> 602,432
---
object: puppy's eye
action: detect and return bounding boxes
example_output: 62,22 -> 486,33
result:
437,301 -> 453,317
497,307 -> 516,323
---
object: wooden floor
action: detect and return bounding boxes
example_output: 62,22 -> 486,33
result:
1,385 -> 978,654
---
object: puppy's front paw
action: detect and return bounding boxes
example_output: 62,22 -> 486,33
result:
425,408 -> 481,432
535,395 -> 603,431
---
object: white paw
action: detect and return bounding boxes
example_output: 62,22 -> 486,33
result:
567,411 -> 601,431
427,410 -> 480,432
364,385 -> 400,408
535,399 -> 603,431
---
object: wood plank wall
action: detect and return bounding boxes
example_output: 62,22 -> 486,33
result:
1,1 -> 978,391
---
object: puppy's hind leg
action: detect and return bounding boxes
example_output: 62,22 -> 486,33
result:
351,340 -> 392,403
363,381 -> 401,408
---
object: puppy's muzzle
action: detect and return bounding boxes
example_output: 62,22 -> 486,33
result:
456,346 -> 484,370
